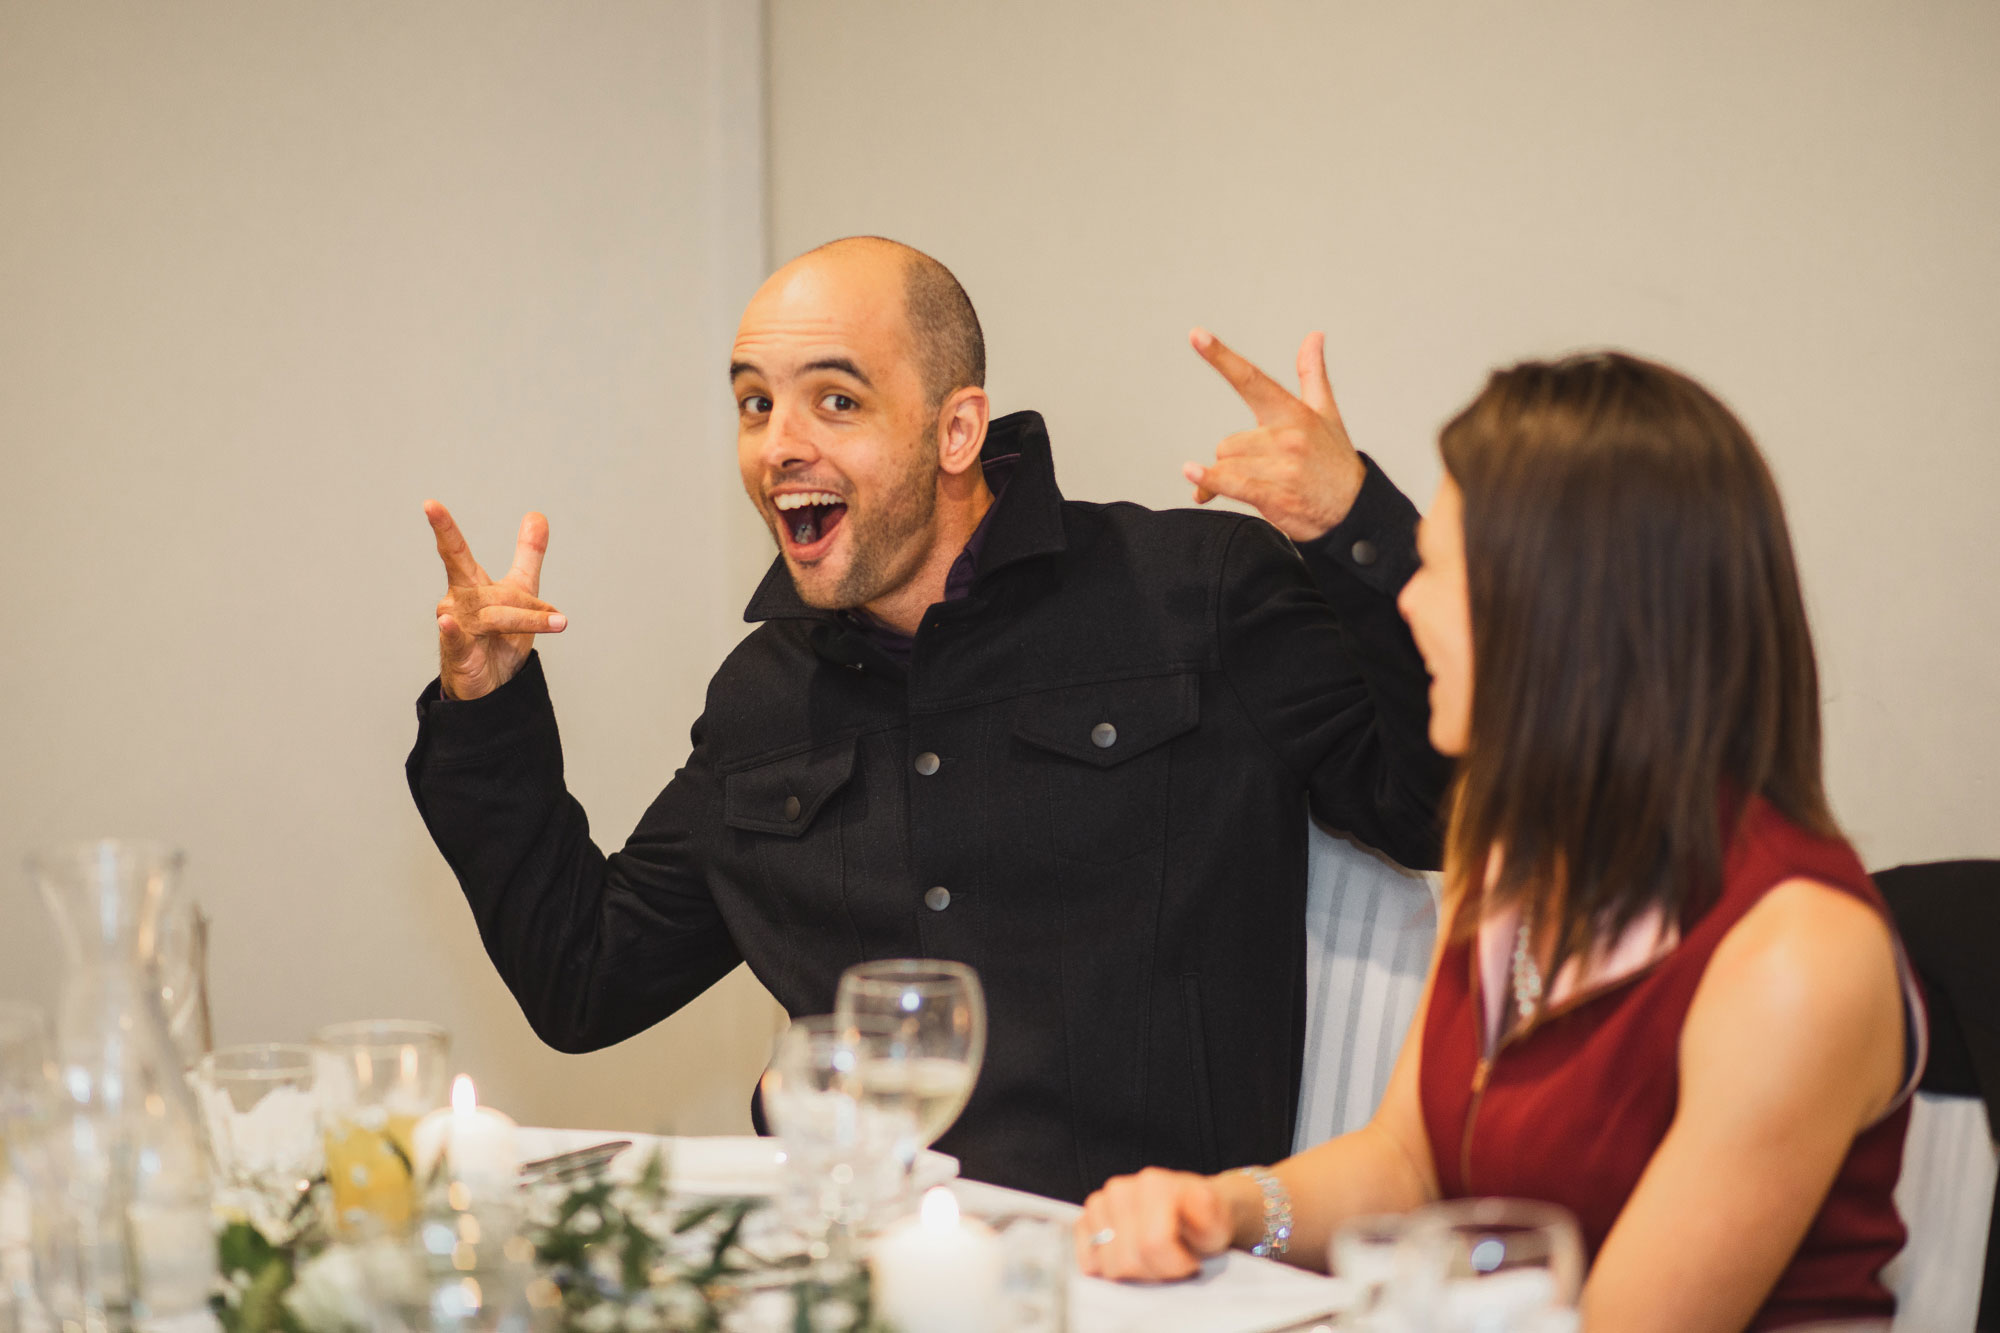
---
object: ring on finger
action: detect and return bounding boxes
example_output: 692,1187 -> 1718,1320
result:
1088,1227 -> 1116,1248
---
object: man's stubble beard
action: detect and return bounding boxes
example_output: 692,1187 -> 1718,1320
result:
786,433 -> 939,612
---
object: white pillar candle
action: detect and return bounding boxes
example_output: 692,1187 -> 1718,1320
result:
412,1075 -> 519,1201
871,1187 -> 1002,1333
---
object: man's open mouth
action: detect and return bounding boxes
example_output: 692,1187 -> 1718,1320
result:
773,490 -> 849,557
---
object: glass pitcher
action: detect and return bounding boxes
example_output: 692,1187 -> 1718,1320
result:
30,839 -> 217,1332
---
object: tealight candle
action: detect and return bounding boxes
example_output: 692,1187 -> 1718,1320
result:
412,1075 -> 519,1201
871,1186 -> 1002,1333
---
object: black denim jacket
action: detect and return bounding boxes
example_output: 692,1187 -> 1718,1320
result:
407,410 -> 1448,1203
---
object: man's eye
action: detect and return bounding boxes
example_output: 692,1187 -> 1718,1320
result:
740,395 -> 772,414
821,393 -> 857,412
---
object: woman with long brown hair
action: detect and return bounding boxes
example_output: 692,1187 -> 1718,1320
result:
1077,352 -> 1922,1330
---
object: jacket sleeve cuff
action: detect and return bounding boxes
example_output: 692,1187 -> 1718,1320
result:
1299,453 -> 1422,600
413,651 -> 555,762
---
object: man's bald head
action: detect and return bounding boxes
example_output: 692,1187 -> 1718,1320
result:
731,236 -> 995,625
797,237 -> 985,413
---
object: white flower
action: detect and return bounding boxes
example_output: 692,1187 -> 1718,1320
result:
622,1304 -> 666,1333
283,1247 -> 374,1333
657,1285 -> 705,1323
577,1301 -> 623,1333
588,1244 -> 626,1289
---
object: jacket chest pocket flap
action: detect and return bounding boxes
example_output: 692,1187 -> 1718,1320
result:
1012,672 -> 1200,864
723,736 -> 858,836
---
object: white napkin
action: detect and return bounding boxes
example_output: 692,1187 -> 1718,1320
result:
1072,1253 -> 1354,1333
515,1128 -> 958,1196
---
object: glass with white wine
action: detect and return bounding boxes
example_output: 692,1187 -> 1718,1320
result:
833,959 -> 985,1151
309,1020 -> 449,1238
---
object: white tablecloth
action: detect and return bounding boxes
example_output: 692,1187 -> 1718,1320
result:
521,1128 -> 1353,1333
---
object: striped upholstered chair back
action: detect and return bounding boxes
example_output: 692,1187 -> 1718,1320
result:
1294,822 -> 1440,1152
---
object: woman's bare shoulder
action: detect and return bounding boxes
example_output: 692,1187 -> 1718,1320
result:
1684,877 -> 1903,1123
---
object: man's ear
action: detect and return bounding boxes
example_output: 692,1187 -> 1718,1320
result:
935,386 -> 991,477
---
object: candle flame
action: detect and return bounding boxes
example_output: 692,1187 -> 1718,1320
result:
919,1185 -> 959,1231
452,1074 -> 476,1114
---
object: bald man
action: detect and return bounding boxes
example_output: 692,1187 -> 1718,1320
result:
407,238 -> 1447,1203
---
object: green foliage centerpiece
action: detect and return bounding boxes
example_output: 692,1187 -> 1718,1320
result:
212,1147 -> 888,1333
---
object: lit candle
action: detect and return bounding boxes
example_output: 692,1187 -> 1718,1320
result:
412,1075 -> 519,1201
870,1187 -> 1002,1333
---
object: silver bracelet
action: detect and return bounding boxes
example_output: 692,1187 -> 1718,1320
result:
1234,1166 -> 1293,1259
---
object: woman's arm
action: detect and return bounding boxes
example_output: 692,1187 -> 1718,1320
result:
1076,933 -> 1444,1280
1580,877 -> 1906,1332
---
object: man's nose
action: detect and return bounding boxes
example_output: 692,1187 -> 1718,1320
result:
761,404 -> 821,472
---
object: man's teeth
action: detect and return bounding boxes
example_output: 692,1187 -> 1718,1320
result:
774,492 -> 843,511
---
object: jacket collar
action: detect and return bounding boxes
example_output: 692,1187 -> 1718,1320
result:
742,409 -> 1068,624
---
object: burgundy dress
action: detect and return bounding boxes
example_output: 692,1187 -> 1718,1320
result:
1418,798 -> 1921,1329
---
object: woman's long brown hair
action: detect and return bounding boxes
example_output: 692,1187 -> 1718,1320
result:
1440,352 -> 1836,971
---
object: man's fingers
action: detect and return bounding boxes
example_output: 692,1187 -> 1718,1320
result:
424,500 -> 484,589
1191,327 -> 1305,427
1183,462 -> 1216,504
507,511 -> 550,595
475,605 -> 567,635
1189,459 -> 1281,514
438,586 -> 563,632
1296,331 -> 1341,425
439,588 -> 565,631
1212,428 -> 1268,461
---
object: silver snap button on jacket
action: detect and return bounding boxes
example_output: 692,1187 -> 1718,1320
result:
1350,538 -> 1378,566
783,796 -> 801,821
925,886 -> 951,912
914,751 -> 941,776
1091,722 -> 1117,749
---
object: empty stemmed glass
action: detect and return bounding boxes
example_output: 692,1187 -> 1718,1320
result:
760,1015 -> 915,1262
1331,1212 -> 1413,1324
832,959 -> 985,1153
1397,1197 -> 1583,1332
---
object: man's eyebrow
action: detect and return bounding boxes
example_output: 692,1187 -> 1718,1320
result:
802,357 -> 873,388
727,357 -> 875,390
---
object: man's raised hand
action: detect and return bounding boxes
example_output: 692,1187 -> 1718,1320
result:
425,501 -> 566,701
1183,328 -> 1368,542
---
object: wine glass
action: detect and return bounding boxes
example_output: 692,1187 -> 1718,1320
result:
761,1015 -> 915,1258
310,1020 -> 450,1238
1331,1212 -> 1413,1322
193,1043 -> 320,1238
1397,1197 -> 1583,1332
833,959 -> 985,1150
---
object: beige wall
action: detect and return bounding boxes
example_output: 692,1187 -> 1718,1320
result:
0,1 -> 780,1133
769,0 -> 2000,868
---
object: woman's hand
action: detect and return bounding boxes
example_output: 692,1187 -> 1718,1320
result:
1074,1167 -> 1245,1282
